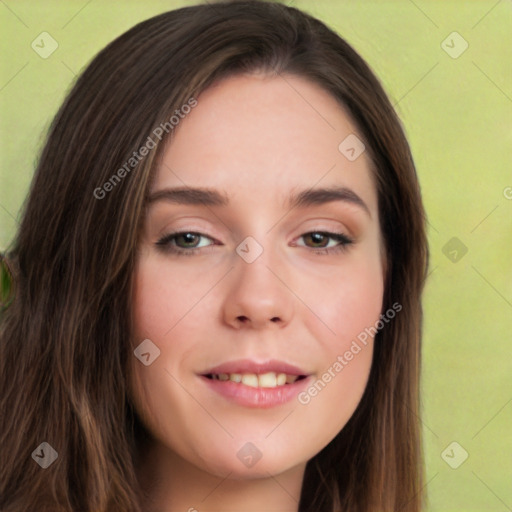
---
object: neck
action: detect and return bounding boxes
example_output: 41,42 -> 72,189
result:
136,438 -> 306,512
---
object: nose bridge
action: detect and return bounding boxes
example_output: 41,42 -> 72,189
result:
223,232 -> 294,328
234,233 -> 282,297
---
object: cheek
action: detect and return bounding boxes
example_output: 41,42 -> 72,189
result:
129,253 -> 215,435
294,342 -> 374,457
131,253 -> 208,341
293,247 -> 383,435
129,261 -> 201,461
301,245 -> 384,347
295,267 -> 382,449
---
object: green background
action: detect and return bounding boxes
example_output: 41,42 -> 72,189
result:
1,1 -> 511,510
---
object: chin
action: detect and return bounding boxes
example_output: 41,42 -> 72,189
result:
190,442 -> 306,479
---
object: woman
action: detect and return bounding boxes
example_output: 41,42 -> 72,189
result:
0,1 -> 429,510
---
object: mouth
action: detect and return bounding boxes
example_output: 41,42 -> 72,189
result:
203,371 -> 308,387
199,359 -> 312,408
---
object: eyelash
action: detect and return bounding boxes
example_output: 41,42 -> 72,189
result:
155,230 -> 354,256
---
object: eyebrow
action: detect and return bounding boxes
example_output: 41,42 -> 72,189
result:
147,185 -> 371,217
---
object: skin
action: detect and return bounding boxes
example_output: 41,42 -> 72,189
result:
130,72 -> 385,512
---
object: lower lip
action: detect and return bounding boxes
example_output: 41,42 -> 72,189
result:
200,376 -> 312,408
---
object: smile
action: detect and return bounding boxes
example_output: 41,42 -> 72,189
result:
200,359 -> 312,408
205,371 -> 307,387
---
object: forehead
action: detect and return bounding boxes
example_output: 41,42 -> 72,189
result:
152,73 -> 377,213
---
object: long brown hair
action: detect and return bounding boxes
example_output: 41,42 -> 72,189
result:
0,1 -> 429,510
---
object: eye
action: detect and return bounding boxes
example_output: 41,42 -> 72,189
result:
155,231 -> 216,256
295,231 -> 353,255
155,230 -> 354,256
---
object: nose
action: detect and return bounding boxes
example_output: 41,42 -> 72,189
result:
221,242 -> 294,330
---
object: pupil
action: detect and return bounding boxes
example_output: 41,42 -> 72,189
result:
310,233 -> 325,247
181,233 -> 197,247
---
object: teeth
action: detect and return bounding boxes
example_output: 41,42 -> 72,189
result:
258,372 -> 277,387
276,373 -> 287,386
241,374 -> 259,387
212,372 -> 300,387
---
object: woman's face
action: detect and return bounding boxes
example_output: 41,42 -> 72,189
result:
131,72 -> 385,478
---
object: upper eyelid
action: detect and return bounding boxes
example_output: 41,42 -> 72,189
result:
157,218 -> 354,238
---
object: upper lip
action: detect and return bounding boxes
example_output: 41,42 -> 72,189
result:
201,359 -> 309,376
